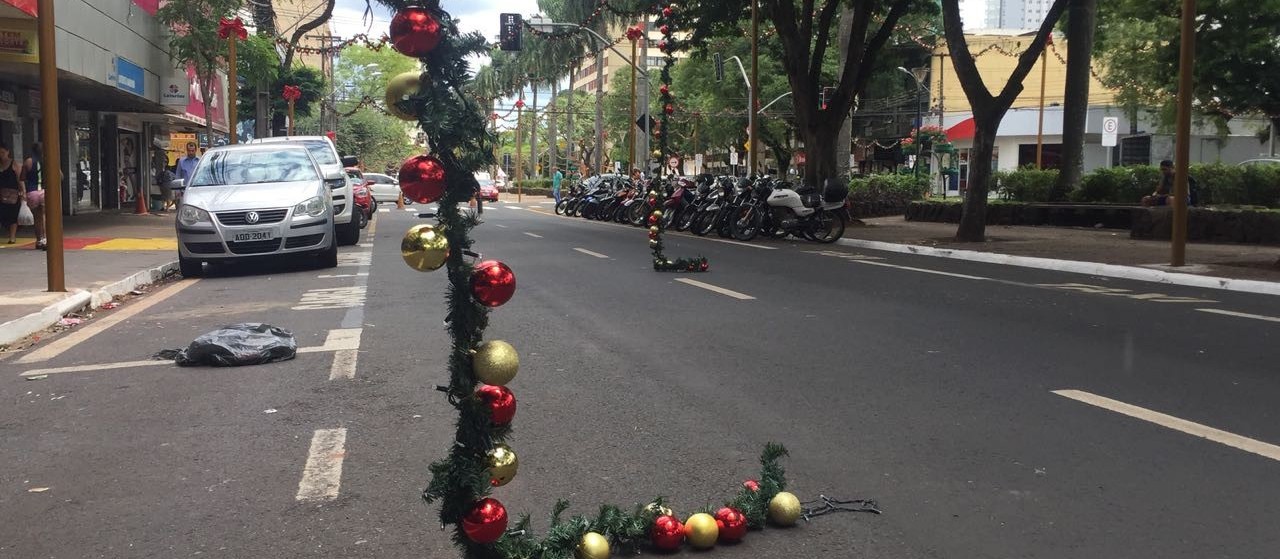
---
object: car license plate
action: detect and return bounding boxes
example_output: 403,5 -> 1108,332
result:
232,229 -> 274,242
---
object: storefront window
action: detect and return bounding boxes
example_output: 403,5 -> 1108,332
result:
74,122 -> 95,212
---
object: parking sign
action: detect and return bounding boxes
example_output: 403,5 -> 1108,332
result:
1102,117 -> 1119,147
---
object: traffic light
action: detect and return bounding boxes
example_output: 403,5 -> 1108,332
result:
713,53 -> 724,82
500,13 -> 522,51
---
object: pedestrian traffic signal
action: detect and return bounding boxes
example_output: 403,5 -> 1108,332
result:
500,14 -> 522,51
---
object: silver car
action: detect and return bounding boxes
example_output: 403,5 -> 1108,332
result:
363,172 -> 402,203
175,144 -> 337,277
248,135 -> 360,246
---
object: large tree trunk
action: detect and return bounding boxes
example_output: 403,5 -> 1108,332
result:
1051,0 -> 1098,201
801,121 -> 839,185
529,85 -> 539,178
956,124 -> 998,241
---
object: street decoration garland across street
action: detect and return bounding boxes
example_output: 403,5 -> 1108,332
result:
385,2 -> 873,557
647,4 -> 708,273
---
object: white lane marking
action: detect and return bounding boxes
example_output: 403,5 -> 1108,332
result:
16,280 -> 200,364
338,253 -> 371,267
674,278 -> 756,300
806,249 -> 885,261
378,208 -> 390,213
1039,283 -> 1218,303
494,224 -> 508,229
317,273 -> 369,279
573,247 -> 609,259
329,350 -> 358,380
852,260 -> 990,281
293,286 -> 367,310
21,359 -> 163,377
404,208 -> 418,212
522,232 -> 543,238
319,328 -> 362,351
20,328 -> 363,377
1053,389 -> 1280,462
296,428 -> 348,502
1196,308 -> 1280,323
506,206 -> 524,210
691,236 -> 777,250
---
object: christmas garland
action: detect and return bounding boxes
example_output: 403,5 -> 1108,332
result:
384,3 -> 857,558
647,3 -> 708,274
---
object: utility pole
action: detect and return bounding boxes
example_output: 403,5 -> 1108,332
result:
594,45 -> 605,175
1036,38 -> 1049,168
629,33 -> 639,174
515,100 -> 524,202
38,0 -> 64,291
530,83 -> 539,178
1171,0 -> 1196,267
638,17 -> 651,173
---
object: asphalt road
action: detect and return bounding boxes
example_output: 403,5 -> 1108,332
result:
2,199 -> 1277,558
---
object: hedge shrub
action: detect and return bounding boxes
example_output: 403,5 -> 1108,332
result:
848,173 -> 931,199
1068,163 -> 1280,207
995,167 -> 1058,202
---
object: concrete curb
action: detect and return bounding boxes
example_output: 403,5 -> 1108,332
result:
836,238 -> 1280,297
0,261 -> 179,347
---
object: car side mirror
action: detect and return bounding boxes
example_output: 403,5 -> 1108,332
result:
341,155 -> 359,167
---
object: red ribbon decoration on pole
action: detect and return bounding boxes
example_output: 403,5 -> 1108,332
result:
217,17 -> 247,40
282,85 -> 302,102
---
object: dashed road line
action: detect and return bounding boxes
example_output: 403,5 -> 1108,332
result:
494,224 -> 508,228
1195,308 -> 1280,323
674,278 -> 756,300
1053,389 -> 1280,462
573,247 -> 609,259
296,428 -> 348,501
378,208 -> 390,213
317,273 -> 369,279
523,232 -> 543,238
329,350 -> 359,380
16,280 -> 200,364
293,286 -> 367,310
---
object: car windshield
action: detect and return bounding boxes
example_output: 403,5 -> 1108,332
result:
301,141 -> 339,165
190,149 -> 318,186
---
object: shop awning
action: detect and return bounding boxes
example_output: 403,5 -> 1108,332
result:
946,117 -> 976,142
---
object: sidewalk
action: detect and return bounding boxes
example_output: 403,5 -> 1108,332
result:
0,210 -> 179,347
848,217 -> 1280,283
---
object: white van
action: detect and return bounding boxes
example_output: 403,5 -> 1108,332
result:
248,135 -> 361,245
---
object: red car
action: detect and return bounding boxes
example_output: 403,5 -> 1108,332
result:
477,178 -> 499,202
346,168 -> 375,228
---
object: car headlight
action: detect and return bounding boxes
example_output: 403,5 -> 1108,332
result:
325,178 -> 346,190
178,205 -> 210,226
294,196 -> 326,219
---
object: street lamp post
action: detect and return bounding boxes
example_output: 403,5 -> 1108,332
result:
722,54 -> 752,176
897,66 -> 929,178
528,16 -> 651,177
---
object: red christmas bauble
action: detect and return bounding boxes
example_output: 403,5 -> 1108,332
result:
476,385 -> 516,425
664,103 -> 675,115
659,24 -> 670,35
462,498 -> 508,544
658,40 -> 668,52
662,6 -> 674,17
743,479 -> 760,492
659,84 -> 670,96
714,507 -> 747,542
648,231 -> 658,240
700,260 -> 710,272
650,514 -> 684,551
515,99 -> 525,109
647,214 -> 659,226
471,260 -> 516,307
399,155 -> 447,204
389,7 -> 443,58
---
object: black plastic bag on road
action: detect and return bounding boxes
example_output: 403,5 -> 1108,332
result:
156,323 -> 297,367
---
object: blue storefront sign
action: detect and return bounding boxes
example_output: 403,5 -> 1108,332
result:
111,56 -> 145,97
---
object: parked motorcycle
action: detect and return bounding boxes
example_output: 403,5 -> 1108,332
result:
762,178 -> 850,243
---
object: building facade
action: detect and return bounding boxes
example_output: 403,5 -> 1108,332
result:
984,0 -> 1025,29
0,0 -> 227,215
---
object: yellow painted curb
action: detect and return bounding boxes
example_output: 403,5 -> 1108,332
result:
83,238 -> 178,251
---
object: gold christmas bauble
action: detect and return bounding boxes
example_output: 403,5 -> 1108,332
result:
683,513 -> 718,549
576,531 -> 610,559
385,71 -> 424,121
649,225 -> 660,234
768,491 -> 802,526
474,340 -> 519,385
401,224 -> 449,272
651,210 -> 663,219
644,502 -> 673,517
649,240 -> 659,248
485,443 -> 518,486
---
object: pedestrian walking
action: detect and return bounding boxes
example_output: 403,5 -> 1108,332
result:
0,143 -> 24,244
20,143 -> 46,249
551,165 -> 564,205
153,143 -> 175,211
176,142 -> 200,187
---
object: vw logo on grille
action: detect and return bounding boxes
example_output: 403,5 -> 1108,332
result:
245,211 -> 260,224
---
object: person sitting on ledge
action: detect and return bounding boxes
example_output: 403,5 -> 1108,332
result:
1142,159 -> 1199,207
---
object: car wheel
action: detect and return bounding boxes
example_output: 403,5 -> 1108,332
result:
337,217 -> 361,246
357,208 -> 369,229
317,237 -> 338,268
179,253 -> 203,278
